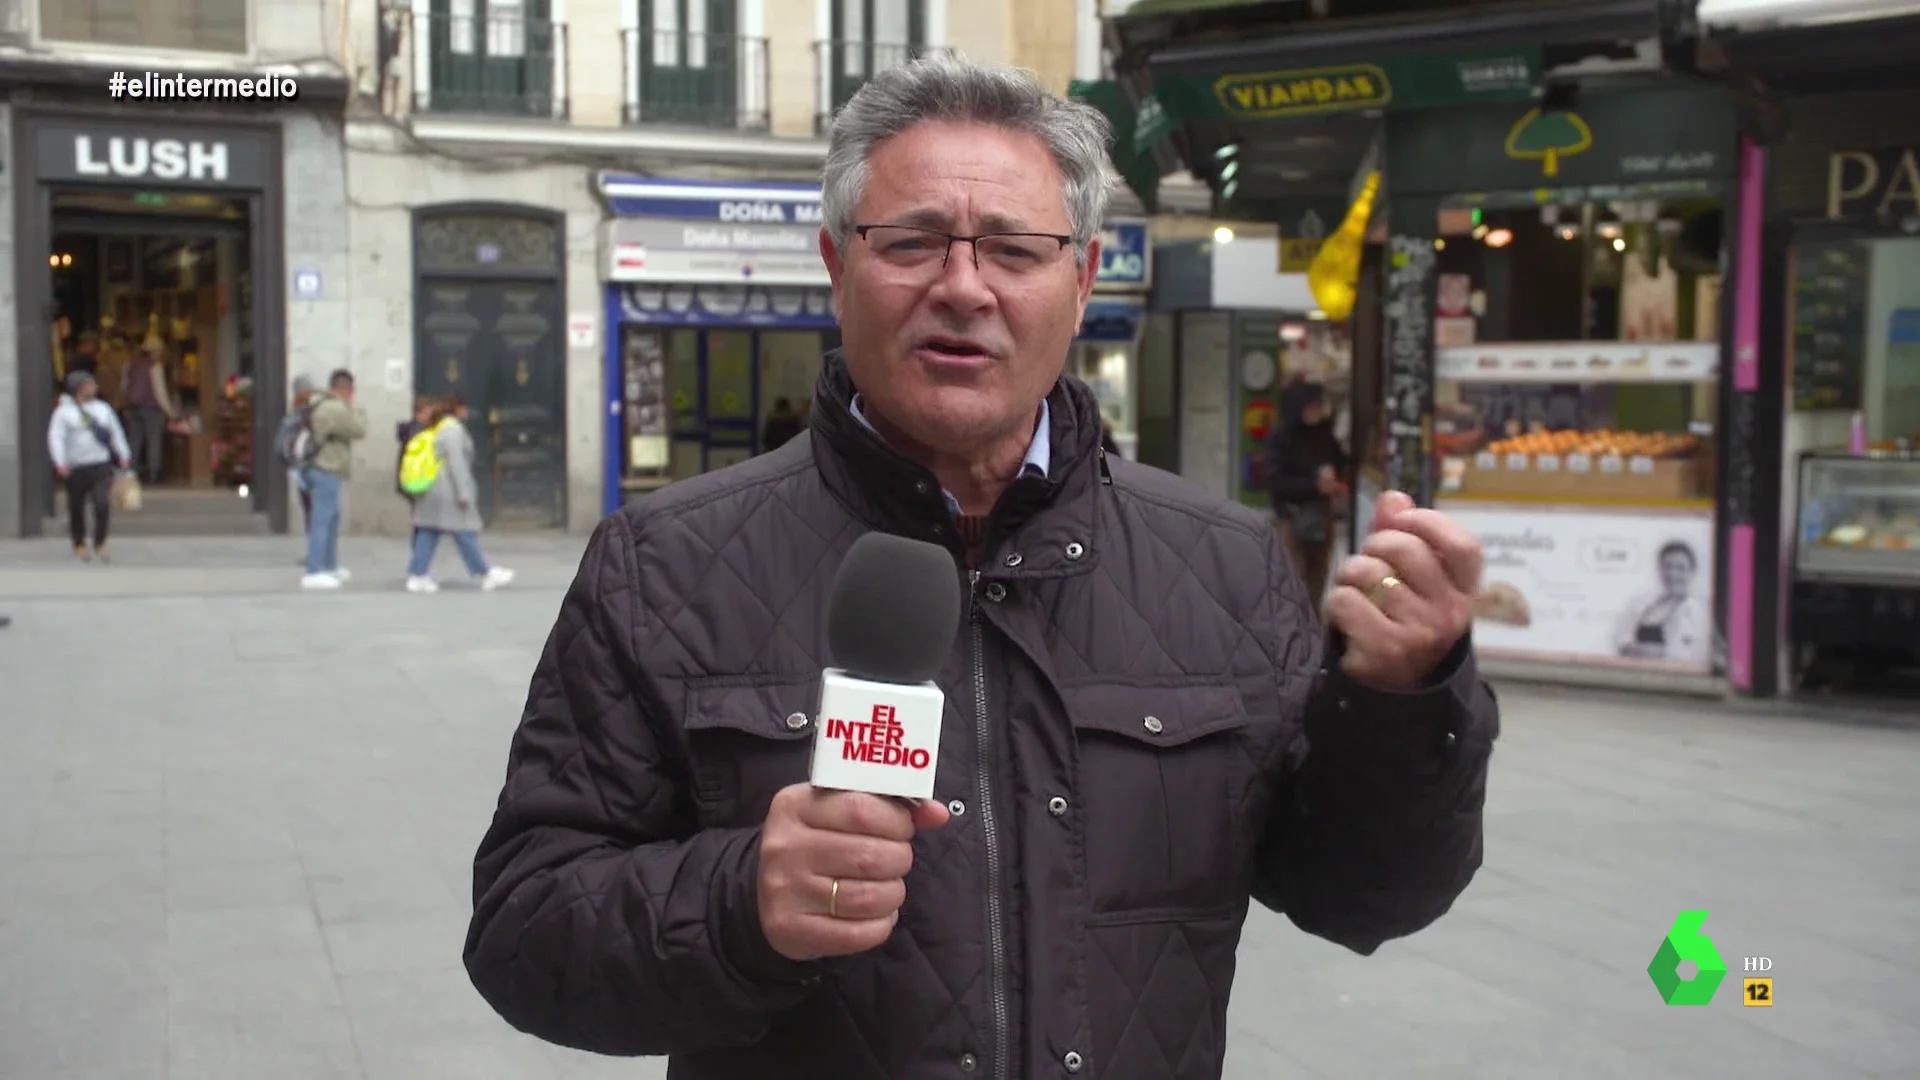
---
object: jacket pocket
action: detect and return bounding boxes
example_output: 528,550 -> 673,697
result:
682,679 -> 819,828
1064,684 -> 1257,919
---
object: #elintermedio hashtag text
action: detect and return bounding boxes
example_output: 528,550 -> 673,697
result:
107,71 -> 300,100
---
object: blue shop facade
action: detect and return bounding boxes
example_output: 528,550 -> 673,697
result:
598,175 -> 841,514
598,173 -> 1156,512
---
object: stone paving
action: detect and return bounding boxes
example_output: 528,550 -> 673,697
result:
1,536 -> 1917,1079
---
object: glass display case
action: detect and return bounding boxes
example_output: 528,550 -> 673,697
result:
1432,342 -> 1719,505
1794,452 -> 1920,583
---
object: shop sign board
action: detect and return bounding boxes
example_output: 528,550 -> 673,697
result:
1155,46 -> 1539,126
604,217 -> 829,287
34,119 -> 276,188
1825,146 -> 1920,220
600,175 -> 824,224
1445,503 -> 1718,675
1385,87 -> 1739,197
1096,220 -> 1152,290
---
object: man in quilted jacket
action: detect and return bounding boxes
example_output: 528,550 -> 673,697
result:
466,55 -> 1500,1080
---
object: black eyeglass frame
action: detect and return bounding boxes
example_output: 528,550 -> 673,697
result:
852,223 -> 1075,269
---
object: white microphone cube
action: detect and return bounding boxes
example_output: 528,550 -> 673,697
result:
808,669 -> 944,801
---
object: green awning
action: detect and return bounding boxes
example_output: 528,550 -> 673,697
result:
1069,78 -> 1168,212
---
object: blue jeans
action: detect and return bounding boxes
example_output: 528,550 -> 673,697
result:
409,527 -> 489,578
302,467 -> 343,575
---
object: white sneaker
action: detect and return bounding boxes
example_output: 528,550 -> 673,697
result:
300,573 -> 342,590
332,567 -> 352,583
480,567 -> 515,591
405,575 -> 439,593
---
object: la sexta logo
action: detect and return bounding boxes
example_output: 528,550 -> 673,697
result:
824,705 -> 931,769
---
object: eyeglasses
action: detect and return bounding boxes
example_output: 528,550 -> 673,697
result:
854,224 -> 1074,280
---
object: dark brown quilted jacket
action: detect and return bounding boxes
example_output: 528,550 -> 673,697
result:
465,353 -> 1499,1080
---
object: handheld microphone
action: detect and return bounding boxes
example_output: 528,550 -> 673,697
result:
808,531 -> 962,801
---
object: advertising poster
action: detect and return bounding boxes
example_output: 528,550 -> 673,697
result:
1444,504 -> 1717,673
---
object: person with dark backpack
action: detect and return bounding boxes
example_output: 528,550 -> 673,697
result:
278,375 -> 318,538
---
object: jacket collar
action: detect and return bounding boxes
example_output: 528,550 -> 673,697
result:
847,394 -> 1052,518
809,350 -> 1106,578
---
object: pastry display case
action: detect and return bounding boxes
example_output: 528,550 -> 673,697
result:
1432,342 -> 1719,505
1794,452 -> 1920,583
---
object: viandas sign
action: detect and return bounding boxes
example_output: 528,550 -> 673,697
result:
1155,46 -> 1538,126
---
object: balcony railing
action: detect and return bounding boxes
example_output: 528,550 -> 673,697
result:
622,29 -> 769,130
814,39 -> 944,134
404,7 -> 570,120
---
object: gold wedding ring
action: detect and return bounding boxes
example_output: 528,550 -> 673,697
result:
829,877 -> 841,919
1369,575 -> 1403,606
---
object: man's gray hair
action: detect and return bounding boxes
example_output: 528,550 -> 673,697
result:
821,54 -> 1115,265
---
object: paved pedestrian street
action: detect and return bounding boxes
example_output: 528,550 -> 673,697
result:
2,537 -> 1916,1079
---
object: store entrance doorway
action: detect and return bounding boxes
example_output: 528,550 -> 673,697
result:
414,278 -> 566,529
45,187 -> 266,536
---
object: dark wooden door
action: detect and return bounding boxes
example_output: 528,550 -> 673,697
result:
416,279 -> 565,528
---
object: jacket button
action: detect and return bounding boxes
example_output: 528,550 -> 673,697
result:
1065,541 -> 1086,560
1004,553 -> 1023,568
985,582 -> 1007,602
1142,716 -> 1163,734
1047,796 -> 1068,816
915,480 -> 932,495
784,712 -> 809,730
1064,1050 -> 1084,1072
959,1053 -> 977,1072
1440,731 -> 1459,751
947,799 -> 966,816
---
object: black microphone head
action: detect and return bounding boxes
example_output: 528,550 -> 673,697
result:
827,531 -> 962,684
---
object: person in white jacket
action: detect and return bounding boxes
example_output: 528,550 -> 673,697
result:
48,370 -> 131,562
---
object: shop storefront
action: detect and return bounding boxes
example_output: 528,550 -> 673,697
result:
1071,219 -> 1152,460
1687,1 -> 1920,698
1370,82 -> 1739,688
598,176 -> 839,516
1753,89 -> 1920,696
6,108 -> 324,537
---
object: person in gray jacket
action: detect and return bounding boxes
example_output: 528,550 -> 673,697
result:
47,370 -> 131,562
405,393 -> 514,593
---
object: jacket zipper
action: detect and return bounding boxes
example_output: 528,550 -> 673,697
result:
969,568 -> 1012,1079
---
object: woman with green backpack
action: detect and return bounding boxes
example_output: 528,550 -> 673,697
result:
401,393 -> 514,593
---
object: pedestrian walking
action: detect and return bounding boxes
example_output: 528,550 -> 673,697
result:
300,369 -> 367,590
404,394 -> 513,593
1266,378 -> 1350,608
283,374 -> 318,538
395,394 -> 438,547
465,55 -> 1497,1080
120,341 -> 179,484
47,370 -> 130,564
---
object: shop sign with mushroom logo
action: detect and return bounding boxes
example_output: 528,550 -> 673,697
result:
1503,107 -> 1591,178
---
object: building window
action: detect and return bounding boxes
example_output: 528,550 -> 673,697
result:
833,0 -> 922,57
821,0 -> 924,129
40,0 -> 248,53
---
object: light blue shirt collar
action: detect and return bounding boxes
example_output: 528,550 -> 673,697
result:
848,394 -> 1052,517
